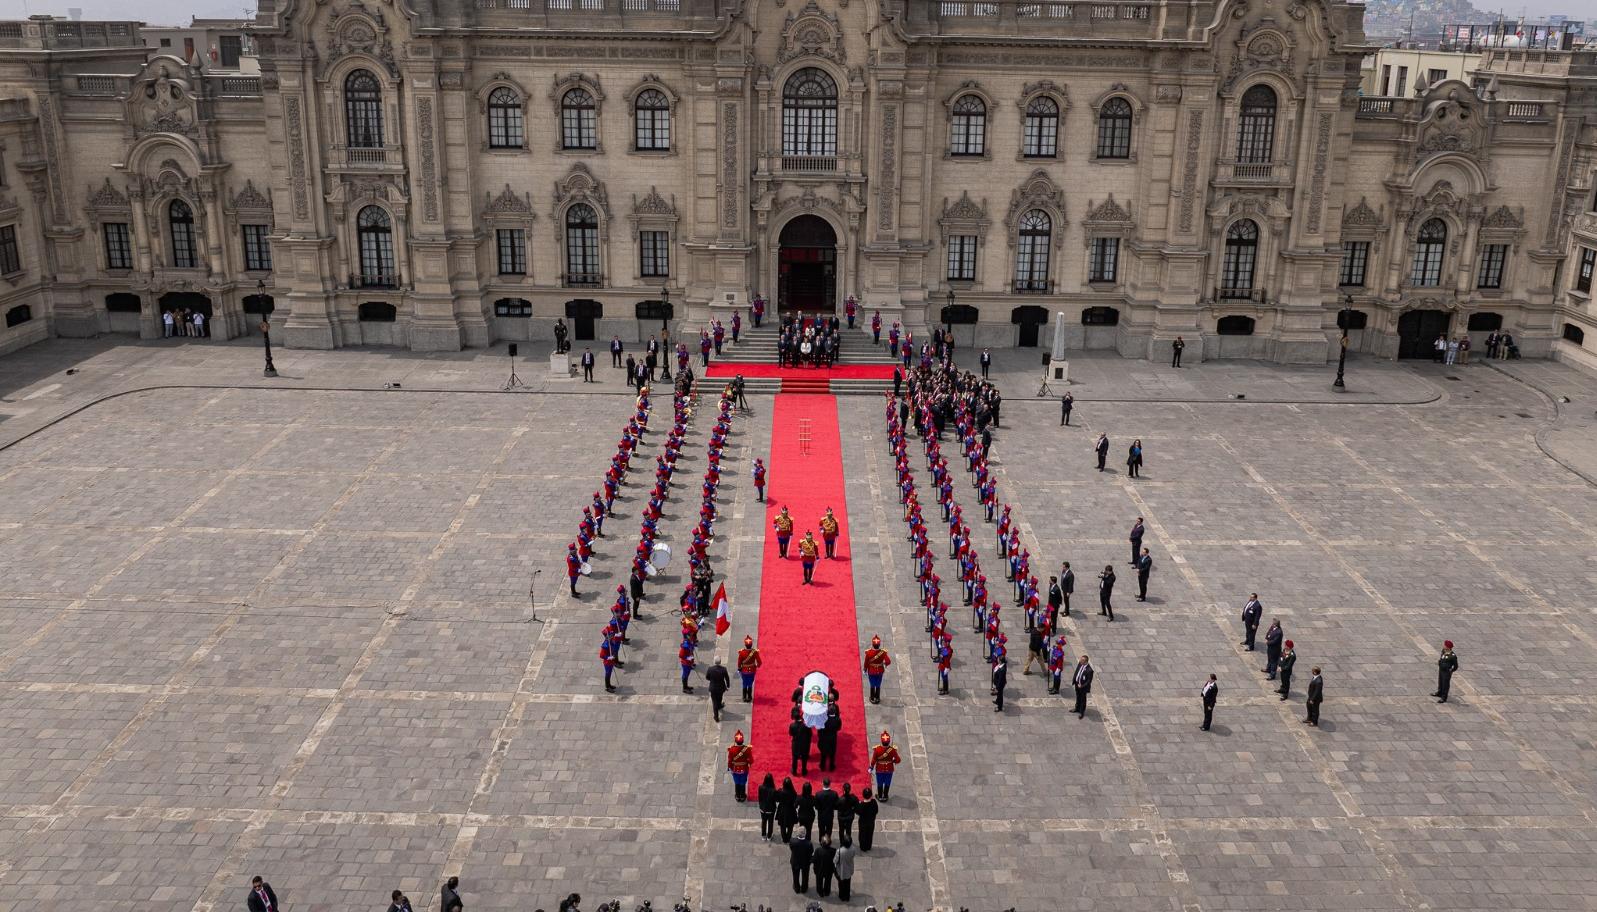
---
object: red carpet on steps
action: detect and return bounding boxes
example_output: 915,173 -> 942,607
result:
703,363 -> 897,380
748,394 -> 869,791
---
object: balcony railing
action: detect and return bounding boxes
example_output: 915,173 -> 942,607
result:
210,75 -> 263,97
75,75 -> 120,95
1013,279 -> 1054,294
1357,97 -> 1396,116
1219,161 -> 1278,182
1503,101 -> 1549,121
780,155 -> 838,174
564,272 -> 604,288
1217,287 -> 1262,302
351,273 -> 399,289
334,145 -> 403,169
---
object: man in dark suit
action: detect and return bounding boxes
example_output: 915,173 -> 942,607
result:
789,712 -> 813,776
1060,561 -> 1074,617
705,658 -> 730,723
247,877 -> 278,912
1098,565 -> 1116,621
1435,640 -> 1459,703
1263,619 -> 1284,679
1305,667 -> 1323,725
980,348 -> 992,379
789,828 -> 814,894
815,779 -> 840,841
1095,434 -> 1110,471
581,348 -> 596,382
440,876 -> 464,912
1201,674 -> 1218,731
609,336 -> 624,367
1240,594 -> 1263,650
1128,518 -> 1144,566
992,654 -> 1008,712
1135,548 -> 1153,601
1072,655 -> 1093,718
1047,575 -> 1064,631
812,835 -> 838,897
1277,640 -> 1297,700
1060,392 -> 1073,426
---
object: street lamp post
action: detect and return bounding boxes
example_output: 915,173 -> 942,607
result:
659,285 -> 672,382
257,281 -> 277,378
1333,295 -> 1351,390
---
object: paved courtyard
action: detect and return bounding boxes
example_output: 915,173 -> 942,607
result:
2,338 -> 1597,911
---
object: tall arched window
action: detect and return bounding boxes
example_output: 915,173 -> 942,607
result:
356,205 -> 395,287
634,88 -> 671,151
565,204 -> 600,285
1221,219 -> 1259,296
782,68 -> 838,157
1410,218 -> 1447,287
1236,85 -> 1277,163
168,199 -> 197,269
1022,96 -> 1059,159
1014,209 -> 1052,292
487,87 -> 524,149
950,94 -> 986,156
1096,97 -> 1133,159
561,88 -> 597,150
344,69 -> 384,148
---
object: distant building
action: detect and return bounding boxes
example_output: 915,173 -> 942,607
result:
1361,47 -> 1482,97
140,19 -> 259,75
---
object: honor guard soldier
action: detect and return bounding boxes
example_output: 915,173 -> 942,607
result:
599,636 -> 618,693
799,532 -> 820,584
737,636 -> 762,702
727,731 -> 754,802
870,732 -> 902,802
863,636 -> 892,704
819,508 -> 841,559
566,543 -> 583,596
936,635 -> 953,695
752,459 -> 767,503
774,507 -> 795,558
1048,636 -> 1067,694
679,636 -> 697,693
1435,640 -> 1459,703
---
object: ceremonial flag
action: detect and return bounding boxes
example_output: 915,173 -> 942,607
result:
713,583 -> 732,635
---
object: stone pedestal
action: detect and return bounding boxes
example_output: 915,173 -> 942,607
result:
548,352 -> 574,379
1048,358 -> 1070,383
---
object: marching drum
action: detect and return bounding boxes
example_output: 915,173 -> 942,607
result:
578,562 -> 592,577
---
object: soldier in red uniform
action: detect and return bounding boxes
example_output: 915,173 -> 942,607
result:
736,636 -> 762,702
863,636 -> 892,705
726,730 -> 754,802
936,634 -> 953,696
870,731 -> 901,802
566,543 -> 583,596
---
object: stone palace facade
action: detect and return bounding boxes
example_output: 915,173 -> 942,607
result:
0,0 -> 1595,366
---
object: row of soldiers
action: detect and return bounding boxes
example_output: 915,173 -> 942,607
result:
570,388 -> 655,596
674,388 -> 739,692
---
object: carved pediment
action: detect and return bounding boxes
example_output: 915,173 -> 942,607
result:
778,0 -> 845,65
484,183 -> 533,218
229,179 -> 272,213
553,163 -> 609,218
1342,196 -> 1382,227
632,186 -> 677,217
86,177 -> 130,210
1481,204 -> 1523,229
1222,26 -> 1296,94
1004,169 -> 1066,231
1416,89 -> 1484,157
324,0 -> 397,76
127,58 -> 198,136
1084,195 -> 1133,224
941,191 -> 988,224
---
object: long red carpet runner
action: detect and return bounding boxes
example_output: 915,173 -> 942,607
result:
704,363 -> 897,380
748,393 -> 869,789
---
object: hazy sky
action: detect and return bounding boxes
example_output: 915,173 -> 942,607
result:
0,0 -> 1588,26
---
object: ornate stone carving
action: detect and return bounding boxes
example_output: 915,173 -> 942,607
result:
1481,204 -> 1523,229
942,191 -> 988,224
86,177 -> 129,210
324,0 -> 397,76
1084,195 -> 1133,224
878,104 -> 897,231
229,179 -> 272,213
1222,27 -> 1296,94
1178,110 -> 1202,231
1415,88 -> 1483,157
416,97 -> 438,222
285,95 -> 308,220
1306,112 -> 1333,232
633,186 -> 677,217
1005,170 -> 1066,245
777,1 -> 845,65
554,162 -> 610,219
1342,197 -> 1382,228
722,102 -> 738,229
127,60 -> 197,137
485,183 -> 533,216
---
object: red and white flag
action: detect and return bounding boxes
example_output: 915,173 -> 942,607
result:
713,583 -> 732,635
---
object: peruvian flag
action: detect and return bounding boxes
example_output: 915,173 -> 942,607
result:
713,583 -> 732,635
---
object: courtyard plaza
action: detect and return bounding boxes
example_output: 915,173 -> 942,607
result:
0,335 -> 1596,910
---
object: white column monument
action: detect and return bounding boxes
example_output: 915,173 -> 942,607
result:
1048,311 -> 1070,384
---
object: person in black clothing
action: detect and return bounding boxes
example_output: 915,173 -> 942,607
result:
1136,548 -> 1153,601
1435,640 -> 1459,703
1060,392 -> 1073,426
440,876 -> 464,912
789,828 -> 814,894
581,348 -> 596,382
837,782 -> 858,844
855,788 -> 879,852
1305,667 -> 1323,726
776,778 -> 798,842
1277,640 -> 1297,700
247,877 -> 279,912
812,836 -> 838,898
789,712 -> 813,776
1047,575 -> 1063,631
815,779 -> 839,841
757,774 -> 778,840
1060,561 -> 1074,616
1171,335 -> 1185,367
992,654 -> 1008,712
816,704 -> 841,770
705,659 -> 730,722
388,889 -> 414,912
624,354 -> 637,388
629,566 -> 646,618
796,783 -> 816,835
1098,564 -> 1116,621
1201,673 -> 1218,731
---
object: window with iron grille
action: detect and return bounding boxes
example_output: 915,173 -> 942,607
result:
487,87 -> 524,149
1088,237 -> 1119,283
634,89 -> 671,151
0,225 -> 18,275
950,95 -> 986,156
1014,209 -> 1051,291
1023,96 -> 1059,158
561,88 -> 597,150
640,230 -> 670,277
168,200 -> 197,269
344,70 -> 384,148
782,68 -> 838,157
497,228 -> 526,275
1409,218 -> 1446,287
242,224 -> 272,272
947,235 -> 977,281
1236,85 -> 1276,164
103,222 -> 132,270
1221,219 -> 1258,293
1338,240 -> 1369,287
1476,243 -> 1506,289
1096,97 -> 1132,159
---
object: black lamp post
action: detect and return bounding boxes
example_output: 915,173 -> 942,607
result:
1333,294 -> 1351,390
257,280 -> 277,378
945,288 -> 955,332
659,285 -> 672,382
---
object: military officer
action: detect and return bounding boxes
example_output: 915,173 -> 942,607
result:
774,507 -> 795,558
870,731 -> 901,802
1047,636 -> 1067,695
726,731 -> 754,802
798,532 -> 820,584
863,636 -> 892,704
752,458 -> 767,503
679,635 -> 697,694
820,508 -> 841,559
737,636 -> 762,702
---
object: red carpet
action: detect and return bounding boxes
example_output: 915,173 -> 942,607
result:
704,363 -> 896,380
749,394 -> 869,791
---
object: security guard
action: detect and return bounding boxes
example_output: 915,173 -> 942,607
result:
862,636 -> 892,704
737,635 -> 763,702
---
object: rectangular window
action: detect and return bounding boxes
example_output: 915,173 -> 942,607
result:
241,224 -> 272,272
496,228 -> 526,275
1578,247 -> 1596,294
1476,243 -> 1506,289
639,230 -> 670,277
0,224 -> 19,275
1339,240 -> 1369,287
946,235 -> 977,281
1088,237 -> 1119,283
1428,68 -> 1448,85
104,222 -> 132,270
1394,66 -> 1409,97
1380,64 -> 1392,95
219,35 -> 242,68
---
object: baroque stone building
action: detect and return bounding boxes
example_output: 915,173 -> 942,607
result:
0,1 -> 1594,365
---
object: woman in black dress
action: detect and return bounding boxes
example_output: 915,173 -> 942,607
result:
757,774 -> 778,841
776,778 -> 798,843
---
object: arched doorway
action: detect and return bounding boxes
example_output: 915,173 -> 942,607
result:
159,292 -> 213,338
777,215 -> 837,315
1397,309 -> 1450,360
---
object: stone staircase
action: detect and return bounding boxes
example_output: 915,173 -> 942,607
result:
706,319 -> 897,396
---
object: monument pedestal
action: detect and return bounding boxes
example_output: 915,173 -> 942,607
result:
1048,358 -> 1070,384
548,352 -> 574,379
